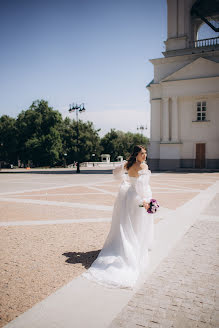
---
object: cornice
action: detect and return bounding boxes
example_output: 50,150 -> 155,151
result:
160,75 -> 219,84
149,50 -> 219,65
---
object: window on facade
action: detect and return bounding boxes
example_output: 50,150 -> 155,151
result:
196,101 -> 206,121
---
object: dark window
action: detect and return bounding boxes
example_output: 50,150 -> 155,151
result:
196,101 -> 207,121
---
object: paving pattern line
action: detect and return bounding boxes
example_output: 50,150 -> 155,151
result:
0,217 -> 112,226
151,186 -> 196,191
199,214 -> 219,221
10,192 -> 106,197
153,178 -> 217,182
0,180 -> 116,196
176,180 -> 219,213
4,181 -> 62,185
87,186 -> 117,196
152,182 -> 210,190
0,197 -> 113,211
0,207 -> 171,227
151,189 -> 202,193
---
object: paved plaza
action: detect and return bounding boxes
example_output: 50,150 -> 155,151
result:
0,168 -> 218,328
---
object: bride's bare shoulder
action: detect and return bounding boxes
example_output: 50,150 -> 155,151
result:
140,162 -> 148,170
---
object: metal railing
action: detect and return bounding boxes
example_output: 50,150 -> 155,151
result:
190,36 -> 219,48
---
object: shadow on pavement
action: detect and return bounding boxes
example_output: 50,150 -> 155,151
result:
62,250 -> 101,269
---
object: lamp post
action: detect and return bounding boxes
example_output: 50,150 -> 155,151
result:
63,153 -> 67,168
69,103 -> 86,173
137,125 -> 147,143
92,153 -> 95,167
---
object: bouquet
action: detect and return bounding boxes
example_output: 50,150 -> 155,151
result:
139,198 -> 160,214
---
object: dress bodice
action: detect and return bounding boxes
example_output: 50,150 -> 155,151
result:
113,164 -> 152,203
125,169 -> 151,182
127,175 -> 137,186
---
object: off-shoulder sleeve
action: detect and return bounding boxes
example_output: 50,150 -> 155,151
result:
135,169 -> 152,203
113,161 -> 127,180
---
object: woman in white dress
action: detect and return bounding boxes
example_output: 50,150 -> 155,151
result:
82,145 -> 154,289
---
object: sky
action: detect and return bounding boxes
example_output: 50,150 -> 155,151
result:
1,0 -> 218,138
0,0 -> 168,137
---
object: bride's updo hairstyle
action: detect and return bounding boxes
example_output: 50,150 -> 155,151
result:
124,145 -> 146,170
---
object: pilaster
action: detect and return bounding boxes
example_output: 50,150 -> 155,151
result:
171,96 -> 179,142
162,97 -> 169,142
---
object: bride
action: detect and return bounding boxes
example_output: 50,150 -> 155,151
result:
82,145 -> 154,289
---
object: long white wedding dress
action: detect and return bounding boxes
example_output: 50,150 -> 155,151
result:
82,161 -> 154,289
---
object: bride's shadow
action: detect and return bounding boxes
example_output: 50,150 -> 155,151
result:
62,250 -> 101,269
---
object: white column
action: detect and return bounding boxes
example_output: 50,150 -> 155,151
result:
171,96 -> 179,142
162,97 -> 169,142
150,99 -> 161,142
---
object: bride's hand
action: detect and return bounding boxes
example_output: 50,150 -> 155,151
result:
143,201 -> 150,210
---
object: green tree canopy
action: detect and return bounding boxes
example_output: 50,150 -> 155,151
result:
100,129 -> 149,161
61,118 -> 102,164
0,115 -> 18,164
0,99 -> 150,168
16,100 -> 63,166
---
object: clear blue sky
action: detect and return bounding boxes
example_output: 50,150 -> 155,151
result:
0,0 -> 167,136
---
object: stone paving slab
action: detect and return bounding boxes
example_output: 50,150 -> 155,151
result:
0,201 -> 111,222
0,222 -> 110,328
7,190 -> 200,210
151,192 -> 199,210
92,185 -> 121,192
109,220 -> 219,328
6,193 -> 116,206
7,186 -> 109,195
151,182 -> 211,190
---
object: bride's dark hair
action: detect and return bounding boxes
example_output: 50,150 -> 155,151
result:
124,145 -> 146,170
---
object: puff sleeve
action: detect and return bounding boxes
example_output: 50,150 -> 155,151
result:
135,169 -> 152,203
113,161 -> 127,181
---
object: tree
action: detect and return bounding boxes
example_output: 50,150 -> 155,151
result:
0,99 -> 150,169
100,129 -> 149,161
61,118 -> 102,167
0,115 -> 18,165
16,100 -> 63,167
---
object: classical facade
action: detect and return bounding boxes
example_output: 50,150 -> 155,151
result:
147,0 -> 219,170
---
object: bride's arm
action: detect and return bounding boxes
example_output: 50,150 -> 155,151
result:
112,160 -> 127,180
135,170 -> 152,205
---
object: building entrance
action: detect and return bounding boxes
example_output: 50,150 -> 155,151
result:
195,143 -> 206,168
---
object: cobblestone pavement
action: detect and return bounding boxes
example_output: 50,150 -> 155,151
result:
109,220 -> 219,328
0,170 -> 218,327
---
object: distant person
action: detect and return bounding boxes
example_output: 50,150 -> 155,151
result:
82,145 -> 155,289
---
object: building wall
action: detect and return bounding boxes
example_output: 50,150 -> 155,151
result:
179,96 -> 219,159
147,0 -> 219,170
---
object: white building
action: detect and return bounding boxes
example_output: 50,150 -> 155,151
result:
147,0 -> 219,170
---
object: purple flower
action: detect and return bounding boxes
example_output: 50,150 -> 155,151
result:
139,198 -> 160,214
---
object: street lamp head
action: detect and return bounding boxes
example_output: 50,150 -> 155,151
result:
69,104 -> 76,112
69,102 -> 86,113
79,104 -> 86,112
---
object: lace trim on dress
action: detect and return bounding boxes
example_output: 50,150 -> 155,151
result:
137,169 -> 151,176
